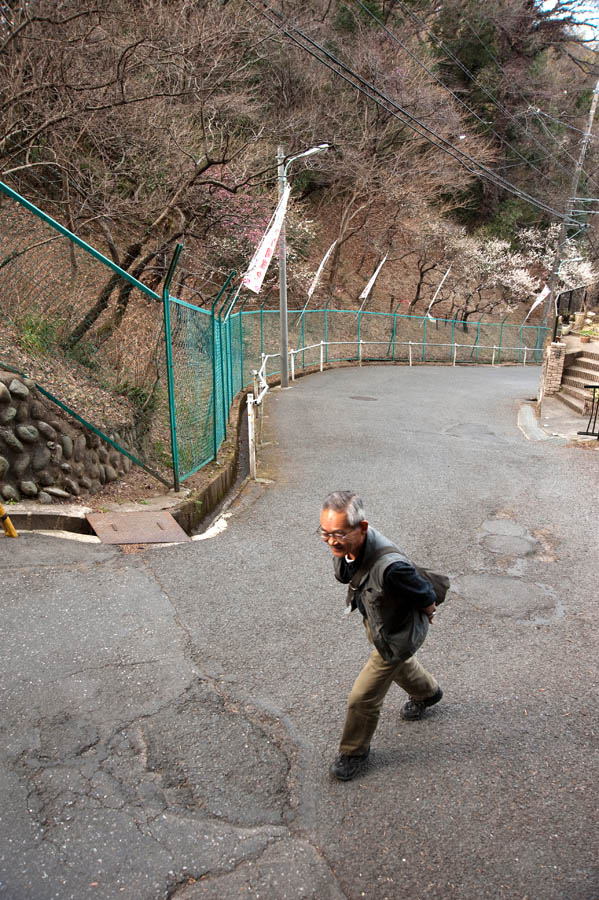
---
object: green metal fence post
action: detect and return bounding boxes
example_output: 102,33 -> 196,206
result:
211,313 -> 218,458
220,283 -> 237,420
357,311 -> 361,363
162,243 -> 183,492
219,316 -> 227,430
227,316 -> 234,404
519,323 -> 524,363
239,299 -> 248,387
535,325 -> 544,363
498,316 -> 507,364
218,312 -> 228,423
211,272 -> 236,458
422,316 -> 427,361
301,315 -> 305,369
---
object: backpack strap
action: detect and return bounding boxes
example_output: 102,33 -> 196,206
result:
349,545 -> 399,591
347,546 -> 399,609
347,546 -> 450,607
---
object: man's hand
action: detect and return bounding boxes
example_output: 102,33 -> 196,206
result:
423,602 -> 437,624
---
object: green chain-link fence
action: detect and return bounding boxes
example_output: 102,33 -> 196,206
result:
1,180 -> 550,495
0,180 -> 172,485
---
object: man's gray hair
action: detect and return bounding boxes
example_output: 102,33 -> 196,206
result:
322,491 -> 365,527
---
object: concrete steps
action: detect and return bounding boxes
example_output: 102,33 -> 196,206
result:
556,349 -> 599,416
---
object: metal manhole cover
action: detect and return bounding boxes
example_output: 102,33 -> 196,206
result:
86,510 -> 190,544
349,395 -> 378,402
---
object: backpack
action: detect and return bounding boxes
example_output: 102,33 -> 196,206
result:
350,545 -> 450,605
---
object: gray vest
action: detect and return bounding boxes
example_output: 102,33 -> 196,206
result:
334,527 -> 429,664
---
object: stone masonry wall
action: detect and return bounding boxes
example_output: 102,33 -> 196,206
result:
0,371 -> 137,503
541,341 -> 566,396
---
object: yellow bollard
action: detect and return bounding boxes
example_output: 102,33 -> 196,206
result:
0,502 -> 18,538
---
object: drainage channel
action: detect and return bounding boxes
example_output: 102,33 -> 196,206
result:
7,410 -> 252,545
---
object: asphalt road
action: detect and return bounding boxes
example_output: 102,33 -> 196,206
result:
1,365 -> 597,900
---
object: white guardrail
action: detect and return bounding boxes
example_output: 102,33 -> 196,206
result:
246,351 -> 278,479
246,340 -> 539,479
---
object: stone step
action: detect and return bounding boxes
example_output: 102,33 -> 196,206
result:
576,355 -> 599,369
562,375 -> 599,391
561,384 -> 589,403
564,365 -> 599,382
566,351 -> 599,365
555,391 -> 586,415
568,351 -> 599,364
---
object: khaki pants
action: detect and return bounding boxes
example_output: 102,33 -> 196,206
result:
339,622 -> 438,756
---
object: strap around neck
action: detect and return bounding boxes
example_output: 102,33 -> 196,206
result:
349,545 -> 398,590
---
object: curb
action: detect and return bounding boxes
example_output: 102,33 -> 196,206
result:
8,360 -> 580,537
8,387 -> 254,537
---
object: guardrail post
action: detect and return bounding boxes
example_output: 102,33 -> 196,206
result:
247,393 -> 256,480
320,340 -> 324,372
492,346 -> 496,366
359,339 -> 363,366
523,346 -> 528,367
0,502 -> 18,538
162,243 -> 183,492
452,343 -> 457,366
409,341 -> 413,367
252,370 -> 264,445
290,349 -> 295,381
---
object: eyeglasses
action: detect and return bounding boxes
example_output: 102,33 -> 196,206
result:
316,526 -> 358,542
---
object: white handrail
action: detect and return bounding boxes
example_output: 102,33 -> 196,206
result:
247,392 -> 257,479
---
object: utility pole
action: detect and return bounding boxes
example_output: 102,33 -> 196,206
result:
277,145 -> 289,388
546,78 -> 599,332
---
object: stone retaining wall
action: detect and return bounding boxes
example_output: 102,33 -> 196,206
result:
0,371 -> 137,503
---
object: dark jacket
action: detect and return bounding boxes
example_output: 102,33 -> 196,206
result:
333,526 -> 433,664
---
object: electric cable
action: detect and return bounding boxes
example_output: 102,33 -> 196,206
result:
529,107 -> 591,136
455,11 -> 598,185
246,0 -> 579,223
350,0 -> 562,190
394,0 -> 598,188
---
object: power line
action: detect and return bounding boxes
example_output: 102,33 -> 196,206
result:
394,0 -> 598,189
527,106 -> 592,136
459,13 -> 599,186
246,0 -> 579,223
350,0 -> 562,191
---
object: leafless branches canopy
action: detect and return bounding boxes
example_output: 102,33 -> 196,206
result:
1,0 -> 597,330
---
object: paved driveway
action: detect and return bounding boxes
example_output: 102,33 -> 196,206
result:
1,365 -> 597,900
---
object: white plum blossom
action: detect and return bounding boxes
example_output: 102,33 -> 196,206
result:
448,226 -> 596,315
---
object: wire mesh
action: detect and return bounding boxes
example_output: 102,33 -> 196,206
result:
1,180 -> 551,494
167,298 -> 214,479
0,183 -> 171,482
284,310 -> 548,369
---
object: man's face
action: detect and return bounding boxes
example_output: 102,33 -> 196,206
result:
319,508 -> 368,560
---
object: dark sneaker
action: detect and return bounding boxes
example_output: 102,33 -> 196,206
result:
400,686 -> 443,721
330,750 -> 370,781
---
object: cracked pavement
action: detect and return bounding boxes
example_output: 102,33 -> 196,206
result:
1,366 -> 597,900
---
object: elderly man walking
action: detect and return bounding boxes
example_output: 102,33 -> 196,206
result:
320,490 -> 444,781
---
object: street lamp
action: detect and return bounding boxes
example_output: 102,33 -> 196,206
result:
278,143 -> 330,387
